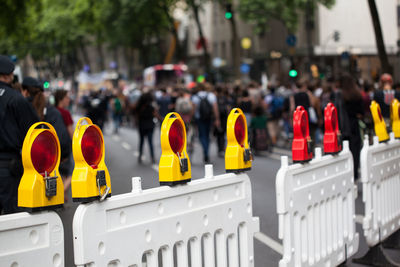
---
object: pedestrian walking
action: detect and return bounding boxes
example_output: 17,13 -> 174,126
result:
156,88 -> 172,120
111,89 -> 125,134
338,74 -> 364,180
238,90 -> 253,125
250,105 -> 269,153
175,89 -> 194,152
191,83 -> 220,163
54,89 -> 74,198
215,86 -> 231,157
0,55 -> 39,214
135,93 -> 158,164
290,78 -> 322,146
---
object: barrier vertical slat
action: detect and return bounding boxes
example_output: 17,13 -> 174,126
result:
373,184 -> 378,230
314,203 -> 320,262
333,195 -> 339,252
161,246 -> 173,267
176,241 -> 188,267
239,223 -> 249,267
202,233 -> 215,267
146,251 -> 157,267
338,195 -> 344,247
320,200 -> 327,259
327,197 -> 332,255
215,230 -> 227,267
342,196 -> 348,239
307,207 -> 314,265
301,216 -> 307,263
294,213 -> 301,266
227,234 -> 239,267
190,237 -> 202,267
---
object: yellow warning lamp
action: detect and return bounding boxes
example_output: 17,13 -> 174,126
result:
225,108 -> 252,173
370,100 -> 389,142
18,122 -> 64,211
391,99 -> 400,138
71,117 -> 111,202
159,112 -> 191,185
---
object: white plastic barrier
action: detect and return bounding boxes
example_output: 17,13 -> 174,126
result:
0,211 -> 64,267
360,133 -> 400,247
276,141 -> 359,267
73,165 -> 259,267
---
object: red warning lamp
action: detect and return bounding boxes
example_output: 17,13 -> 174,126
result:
234,115 -> 245,146
323,103 -> 342,154
81,126 -> 103,168
19,122 -> 64,211
169,120 -> 184,154
31,131 -> 58,175
71,117 -> 111,202
292,106 -> 313,163
159,112 -> 191,185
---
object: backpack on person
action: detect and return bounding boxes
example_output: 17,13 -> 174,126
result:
269,95 -> 284,119
199,95 -> 212,121
114,97 -> 122,114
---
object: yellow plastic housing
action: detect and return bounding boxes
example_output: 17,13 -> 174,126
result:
71,117 -> 111,202
391,99 -> 400,138
371,100 -> 389,142
225,108 -> 252,173
18,122 -> 64,211
159,112 -> 191,185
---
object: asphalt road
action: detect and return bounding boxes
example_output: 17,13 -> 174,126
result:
58,118 -> 400,267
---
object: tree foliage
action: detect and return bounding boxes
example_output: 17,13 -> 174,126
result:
238,0 -> 335,33
0,0 -> 175,74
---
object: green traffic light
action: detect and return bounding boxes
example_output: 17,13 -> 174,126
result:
225,12 -> 232,19
289,69 -> 298,77
43,81 -> 50,89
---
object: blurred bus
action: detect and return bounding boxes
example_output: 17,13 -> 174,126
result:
143,64 -> 188,87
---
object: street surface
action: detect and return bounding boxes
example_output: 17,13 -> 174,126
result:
58,117 -> 400,266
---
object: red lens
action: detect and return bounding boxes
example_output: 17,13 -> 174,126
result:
234,115 -> 245,146
81,126 -> 103,168
169,120 -> 184,153
31,131 -> 58,175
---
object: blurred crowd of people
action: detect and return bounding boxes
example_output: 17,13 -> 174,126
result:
79,72 -> 398,182
1,48 -> 397,216
2,43 -> 399,219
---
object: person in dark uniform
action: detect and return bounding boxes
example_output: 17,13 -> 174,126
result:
0,55 -> 39,214
21,77 -> 72,163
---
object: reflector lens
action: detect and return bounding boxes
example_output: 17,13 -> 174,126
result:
234,115 -> 246,146
169,120 -> 184,153
31,131 -> 58,175
81,126 -> 103,168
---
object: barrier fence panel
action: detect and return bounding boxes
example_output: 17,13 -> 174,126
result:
360,133 -> 400,247
276,141 -> 359,267
0,211 -> 64,267
73,165 -> 259,267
